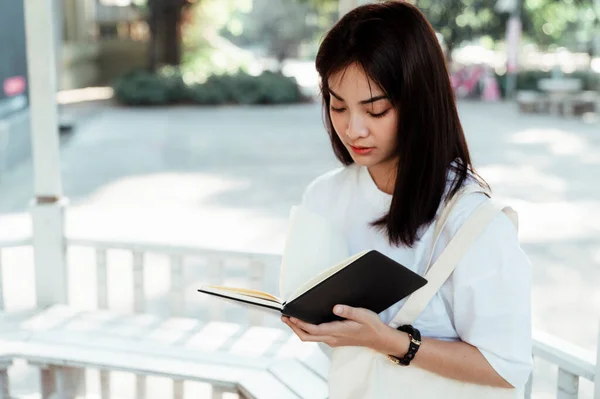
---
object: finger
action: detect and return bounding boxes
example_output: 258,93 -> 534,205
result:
287,320 -> 331,343
283,317 -> 302,331
289,317 -> 323,335
291,317 -> 357,338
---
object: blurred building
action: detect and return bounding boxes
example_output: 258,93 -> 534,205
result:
0,0 -> 149,179
0,1 -> 30,177
59,0 -> 150,90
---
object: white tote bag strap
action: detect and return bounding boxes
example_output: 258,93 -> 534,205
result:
423,184 -> 490,275
390,197 -> 518,328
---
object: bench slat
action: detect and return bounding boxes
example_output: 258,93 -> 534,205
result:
26,329 -> 275,370
21,340 -> 253,387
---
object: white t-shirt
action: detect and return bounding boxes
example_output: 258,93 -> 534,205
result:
302,163 -> 533,389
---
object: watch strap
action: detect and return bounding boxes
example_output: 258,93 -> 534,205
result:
387,325 -> 421,366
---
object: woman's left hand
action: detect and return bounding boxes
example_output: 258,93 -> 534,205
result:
282,305 -> 392,352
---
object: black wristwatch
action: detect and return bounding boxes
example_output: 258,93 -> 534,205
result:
387,324 -> 422,366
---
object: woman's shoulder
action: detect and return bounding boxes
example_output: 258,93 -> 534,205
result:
445,184 -> 489,227
441,181 -> 525,283
444,180 -> 516,238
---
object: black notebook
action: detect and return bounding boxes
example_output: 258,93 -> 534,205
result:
198,205 -> 427,325
198,249 -> 427,325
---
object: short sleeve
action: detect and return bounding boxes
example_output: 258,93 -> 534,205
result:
448,210 -> 533,389
300,167 -> 345,217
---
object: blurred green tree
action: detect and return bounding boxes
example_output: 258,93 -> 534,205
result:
522,0 -> 599,55
414,0 -> 508,62
220,0 -> 330,70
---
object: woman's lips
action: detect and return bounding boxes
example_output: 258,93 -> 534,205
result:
350,145 -> 374,155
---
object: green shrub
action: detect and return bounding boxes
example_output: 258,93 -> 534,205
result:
228,72 -> 268,104
162,71 -> 190,104
113,68 -> 305,106
259,71 -> 303,104
187,75 -> 232,105
113,69 -> 172,106
189,71 -> 302,105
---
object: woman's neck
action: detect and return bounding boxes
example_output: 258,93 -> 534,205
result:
367,159 -> 397,195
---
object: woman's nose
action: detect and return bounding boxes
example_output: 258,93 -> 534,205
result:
346,114 -> 369,140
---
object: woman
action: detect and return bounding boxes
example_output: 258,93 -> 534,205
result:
281,1 -> 532,397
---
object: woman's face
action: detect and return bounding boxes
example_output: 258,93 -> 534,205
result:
328,63 -> 398,169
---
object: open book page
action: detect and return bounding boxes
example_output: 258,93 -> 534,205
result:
198,286 -> 283,313
279,205 -> 350,302
201,286 -> 282,304
287,249 -> 369,303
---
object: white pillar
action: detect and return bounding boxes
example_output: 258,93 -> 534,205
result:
24,0 -> 69,308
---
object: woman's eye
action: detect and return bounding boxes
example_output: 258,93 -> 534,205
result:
330,106 -> 346,113
368,109 -> 390,118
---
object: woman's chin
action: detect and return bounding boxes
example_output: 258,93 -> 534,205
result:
350,154 -> 379,167
349,153 -> 398,170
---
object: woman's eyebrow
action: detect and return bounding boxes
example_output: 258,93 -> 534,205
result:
359,95 -> 387,105
328,88 -> 388,105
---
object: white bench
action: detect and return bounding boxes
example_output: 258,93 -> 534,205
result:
0,305 -> 329,399
517,91 -> 549,113
563,91 -> 599,117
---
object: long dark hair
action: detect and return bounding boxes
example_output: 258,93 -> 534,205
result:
315,1 -> 487,247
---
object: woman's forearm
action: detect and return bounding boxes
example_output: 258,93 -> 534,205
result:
377,325 -> 513,389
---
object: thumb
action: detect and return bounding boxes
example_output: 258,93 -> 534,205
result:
333,305 -> 367,322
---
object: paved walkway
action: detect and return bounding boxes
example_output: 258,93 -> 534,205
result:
1,100 -> 599,397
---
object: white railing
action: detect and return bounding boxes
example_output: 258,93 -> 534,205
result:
67,238 -> 281,324
530,329 -> 599,399
1,237 -> 599,398
0,238 -> 32,311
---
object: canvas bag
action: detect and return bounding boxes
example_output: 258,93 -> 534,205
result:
328,185 -> 521,399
